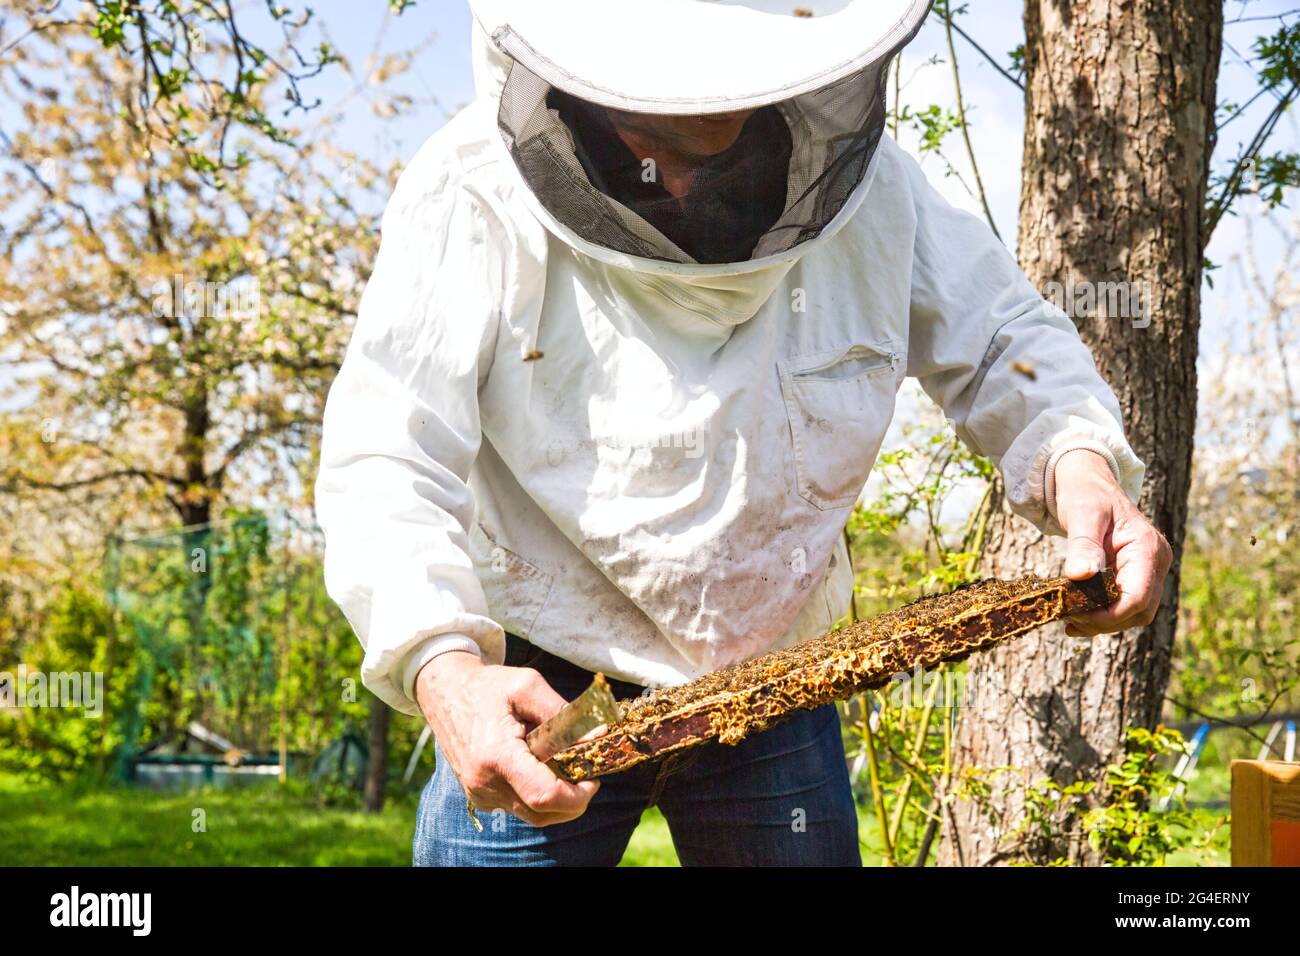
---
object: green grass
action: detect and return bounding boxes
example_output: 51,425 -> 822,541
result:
0,772 -> 417,866
0,772 -> 1227,866
620,806 -> 679,866
629,802 -> 1230,867
0,771 -> 682,866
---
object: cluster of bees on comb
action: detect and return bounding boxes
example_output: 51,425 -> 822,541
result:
547,570 -> 1119,781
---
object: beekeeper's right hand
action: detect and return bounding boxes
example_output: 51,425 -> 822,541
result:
414,652 -> 601,826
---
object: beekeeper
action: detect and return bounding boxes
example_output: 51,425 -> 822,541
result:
315,0 -> 1172,866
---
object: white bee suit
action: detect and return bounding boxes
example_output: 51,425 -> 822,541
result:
315,0 -> 1144,715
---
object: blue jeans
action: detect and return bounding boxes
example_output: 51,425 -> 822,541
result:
412,635 -> 861,866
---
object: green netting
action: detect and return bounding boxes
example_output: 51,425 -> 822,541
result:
101,511 -> 433,791
105,513 -> 329,778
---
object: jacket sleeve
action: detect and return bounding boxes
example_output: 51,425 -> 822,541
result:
315,165 -> 506,716
899,146 -> 1145,534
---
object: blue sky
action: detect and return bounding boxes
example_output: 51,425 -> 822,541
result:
304,1 -> 477,158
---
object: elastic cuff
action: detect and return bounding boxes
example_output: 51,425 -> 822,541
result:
1044,440 -> 1122,520
400,633 -> 483,703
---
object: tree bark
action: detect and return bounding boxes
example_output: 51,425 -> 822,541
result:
179,385 -> 213,528
363,695 -> 392,813
940,0 -> 1221,865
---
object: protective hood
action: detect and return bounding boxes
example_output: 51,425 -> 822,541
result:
470,0 -> 932,276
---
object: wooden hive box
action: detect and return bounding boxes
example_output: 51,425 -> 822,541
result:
1232,759 -> 1300,866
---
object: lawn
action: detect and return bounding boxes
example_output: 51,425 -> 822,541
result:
0,772 -> 1226,866
0,771 -> 682,866
0,772 -> 416,866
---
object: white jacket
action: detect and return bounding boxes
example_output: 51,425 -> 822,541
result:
315,90 -> 1144,718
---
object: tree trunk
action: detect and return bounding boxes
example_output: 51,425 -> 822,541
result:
940,0 -> 1221,866
179,386 -> 213,528
363,695 -> 392,813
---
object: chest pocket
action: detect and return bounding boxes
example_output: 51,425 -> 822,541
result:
778,342 -> 902,511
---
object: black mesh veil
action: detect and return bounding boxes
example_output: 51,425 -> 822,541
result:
496,47 -> 901,266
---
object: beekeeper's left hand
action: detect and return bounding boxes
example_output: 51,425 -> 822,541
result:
1053,448 -> 1173,637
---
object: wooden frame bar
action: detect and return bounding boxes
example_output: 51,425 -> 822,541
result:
550,570 -> 1118,781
